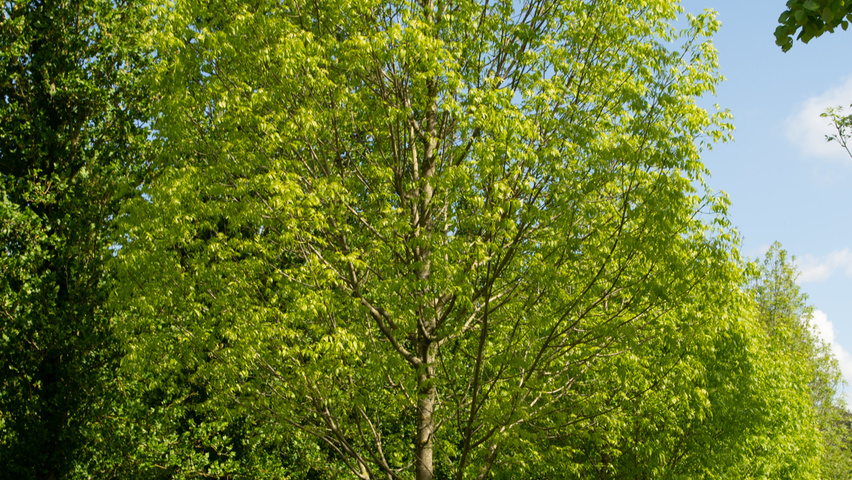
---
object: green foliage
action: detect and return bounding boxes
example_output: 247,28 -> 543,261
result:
775,0 -> 852,51
114,1 -> 754,478
88,367 -> 336,480
0,0 -> 844,477
822,106 -> 852,159
0,0 -> 151,477
749,243 -> 852,479
2,0 -> 845,477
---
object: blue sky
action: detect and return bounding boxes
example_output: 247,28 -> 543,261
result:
682,0 -> 852,395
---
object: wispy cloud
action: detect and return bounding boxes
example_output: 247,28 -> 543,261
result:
810,310 -> 852,404
796,249 -> 852,283
786,76 -> 852,163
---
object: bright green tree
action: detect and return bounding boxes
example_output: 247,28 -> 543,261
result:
775,0 -> 852,51
750,243 -> 852,480
0,0 -> 151,477
116,1 -> 747,478
520,252 -> 831,480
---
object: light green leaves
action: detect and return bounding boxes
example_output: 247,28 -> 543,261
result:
112,1 -> 807,478
823,105 -> 852,158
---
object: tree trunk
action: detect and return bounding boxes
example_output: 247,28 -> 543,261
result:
415,345 -> 437,480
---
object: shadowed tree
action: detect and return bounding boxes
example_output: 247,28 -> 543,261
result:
0,0 -> 150,477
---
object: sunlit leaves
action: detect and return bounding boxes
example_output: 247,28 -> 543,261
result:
117,0 -> 752,478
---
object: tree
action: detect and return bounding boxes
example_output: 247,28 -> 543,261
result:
822,106 -> 852,159
116,1 -> 742,479
775,0 -> 852,51
0,0 -> 151,477
750,243 -> 852,480
541,245 -> 843,480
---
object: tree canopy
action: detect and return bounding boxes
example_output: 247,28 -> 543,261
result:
751,243 -> 852,479
113,0 -> 814,478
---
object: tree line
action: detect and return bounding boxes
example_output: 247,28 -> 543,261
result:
1,0 -> 851,479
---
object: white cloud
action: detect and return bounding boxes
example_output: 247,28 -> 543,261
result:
786,76 -> 852,163
796,248 -> 852,283
810,310 -> 852,404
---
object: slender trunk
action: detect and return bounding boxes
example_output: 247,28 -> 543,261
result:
415,344 -> 437,480
415,4 -> 439,479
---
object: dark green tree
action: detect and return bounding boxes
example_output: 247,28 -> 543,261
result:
0,0 -> 151,477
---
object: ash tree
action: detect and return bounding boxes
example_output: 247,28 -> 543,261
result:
116,1 -> 744,478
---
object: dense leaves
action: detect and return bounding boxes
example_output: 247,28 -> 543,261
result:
775,0 -> 852,51
751,244 -> 852,480
115,0 -> 756,478
0,0 -> 151,477
2,0 -> 850,478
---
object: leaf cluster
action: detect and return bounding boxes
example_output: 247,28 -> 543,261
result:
775,0 -> 852,51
